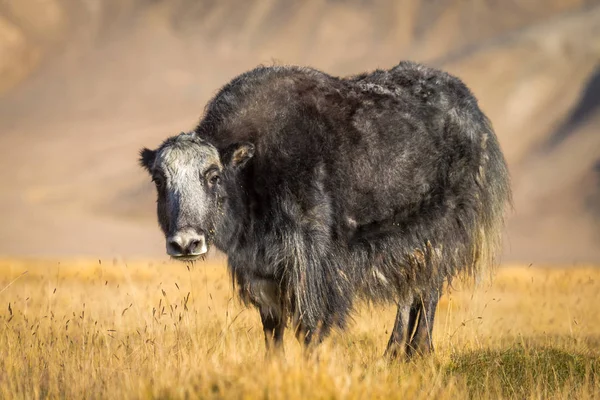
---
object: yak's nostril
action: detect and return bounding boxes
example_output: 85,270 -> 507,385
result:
188,239 -> 200,253
168,240 -> 184,255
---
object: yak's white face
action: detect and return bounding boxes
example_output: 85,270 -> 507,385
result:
142,133 -> 223,260
140,132 -> 254,261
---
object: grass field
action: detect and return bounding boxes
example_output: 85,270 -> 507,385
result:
0,258 -> 598,399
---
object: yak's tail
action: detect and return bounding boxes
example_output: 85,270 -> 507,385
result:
469,115 -> 512,281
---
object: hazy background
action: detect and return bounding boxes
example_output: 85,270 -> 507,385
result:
0,0 -> 598,264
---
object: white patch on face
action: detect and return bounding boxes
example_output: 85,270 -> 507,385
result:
155,138 -> 222,233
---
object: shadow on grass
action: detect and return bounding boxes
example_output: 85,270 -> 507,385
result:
446,343 -> 599,398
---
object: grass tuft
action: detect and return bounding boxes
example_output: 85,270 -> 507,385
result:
447,344 -> 599,398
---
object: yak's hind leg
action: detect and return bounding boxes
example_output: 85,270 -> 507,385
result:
384,303 -> 411,359
405,287 -> 441,358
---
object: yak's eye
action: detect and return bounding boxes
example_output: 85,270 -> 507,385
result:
205,168 -> 220,186
152,174 -> 165,189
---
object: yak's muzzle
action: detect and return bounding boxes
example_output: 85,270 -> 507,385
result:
167,229 -> 208,259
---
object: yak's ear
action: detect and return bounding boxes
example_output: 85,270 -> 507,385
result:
139,148 -> 156,173
223,142 -> 255,169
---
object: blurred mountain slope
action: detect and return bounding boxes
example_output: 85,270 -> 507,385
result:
0,0 -> 598,262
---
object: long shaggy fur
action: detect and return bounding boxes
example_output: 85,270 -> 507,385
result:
144,61 -> 511,342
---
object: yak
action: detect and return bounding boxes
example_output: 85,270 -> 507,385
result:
139,61 -> 511,359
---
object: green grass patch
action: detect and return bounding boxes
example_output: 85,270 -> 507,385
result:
446,344 -> 599,398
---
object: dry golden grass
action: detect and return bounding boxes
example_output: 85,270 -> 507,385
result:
0,258 -> 598,399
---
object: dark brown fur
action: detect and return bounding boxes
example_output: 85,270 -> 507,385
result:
140,61 -> 511,357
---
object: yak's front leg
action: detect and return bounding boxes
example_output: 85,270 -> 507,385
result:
260,306 -> 286,354
291,309 -> 331,355
292,312 -> 318,349
242,277 -> 287,356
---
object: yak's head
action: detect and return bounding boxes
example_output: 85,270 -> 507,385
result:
140,132 -> 254,261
